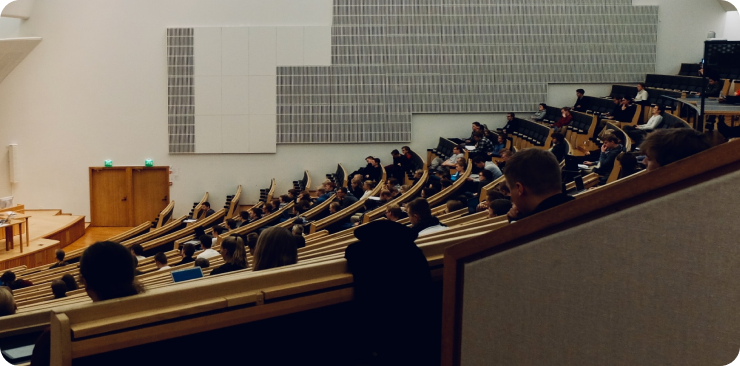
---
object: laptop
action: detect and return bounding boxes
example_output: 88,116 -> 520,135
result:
570,175 -> 588,195
170,267 -> 203,283
2,344 -> 34,363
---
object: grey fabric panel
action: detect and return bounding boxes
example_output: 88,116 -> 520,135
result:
166,28 -> 195,153
461,169 -> 740,366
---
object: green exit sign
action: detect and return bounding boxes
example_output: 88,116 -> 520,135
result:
104,160 -> 113,167
145,159 -> 154,167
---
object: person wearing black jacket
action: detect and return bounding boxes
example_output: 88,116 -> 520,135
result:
549,132 -> 567,163
350,156 -> 376,179
573,89 -> 588,112
176,243 -> 196,266
366,157 -> 383,182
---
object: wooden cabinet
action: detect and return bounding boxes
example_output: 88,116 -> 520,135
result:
90,167 -> 170,227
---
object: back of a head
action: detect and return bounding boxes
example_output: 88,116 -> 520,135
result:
226,219 -> 238,230
154,252 -> 168,265
182,243 -> 196,257
55,249 -> 65,262
51,279 -> 68,299
504,149 -> 562,196
199,235 -> 213,249
221,236 -> 248,269
446,200 -> 466,213
194,258 -> 210,269
253,227 -> 298,271
472,156 -> 486,165
212,225 -> 226,236
387,203 -> 402,218
406,198 -> 432,219
292,224 -> 304,236
130,243 -> 144,257
61,274 -> 78,291
491,199 -> 513,216
194,226 -> 206,238
640,129 -> 712,168
1,271 -> 16,285
245,232 -> 259,254
80,241 -> 142,301
0,287 -> 15,317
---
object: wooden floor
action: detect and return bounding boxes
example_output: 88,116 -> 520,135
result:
65,227 -> 133,252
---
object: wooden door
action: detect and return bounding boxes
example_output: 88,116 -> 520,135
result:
90,168 -> 131,227
132,168 -> 170,224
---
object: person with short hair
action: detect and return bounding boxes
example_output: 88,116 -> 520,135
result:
336,186 -> 358,209
0,271 -> 15,288
498,149 -> 514,171
130,243 -> 146,261
554,107 -> 573,129
200,202 -> 215,217
291,224 -> 306,249
490,134 -> 507,157
329,201 -> 341,214
464,122 -> 484,144
471,131 -> 494,158
315,180 -> 337,204
503,113 -> 516,133
0,287 -> 16,317
640,129 -> 712,172
699,76 -> 722,98
61,274 -> 77,291
430,144 -> 466,173
470,156 -> 503,182
211,236 -> 248,276
531,103 -> 547,121
350,156 -> 377,180
176,243 -> 196,266
1,271 -> 32,290
385,203 -> 404,222
194,257 -> 210,269
635,83 -> 649,102
262,203 -> 275,215
253,227 -> 298,271
245,232 -> 259,256
50,279 -> 67,299
451,160 -> 467,182
238,210 -> 251,227
278,195 -> 290,209
406,198 -> 447,236
584,134 -> 625,184
573,89 -> 588,112
379,190 -> 392,204
154,252 -> 170,271
488,199 -> 513,218
211,226 -> 226,246
226,218 -> 238,230
49,249 -> 69,269
625,105 -> 665,145
504,149 -> 574,222
549,132 -> 568,163
196,235 -> 220,260
445,200 -> 466,214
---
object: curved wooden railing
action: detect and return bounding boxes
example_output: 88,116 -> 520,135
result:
225,186 -> 242,221
222,202 -> 295,238
266,178 -> 276,203
141,209 -> 225,251
276,194 -> 336,229
427,161 -> 473,207
154,200 -> 175,229
191,192 -> 209,220
362,169 -> 429,223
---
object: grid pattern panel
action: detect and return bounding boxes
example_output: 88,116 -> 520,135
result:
276,0 -> 658,143
167,28 -> 195,153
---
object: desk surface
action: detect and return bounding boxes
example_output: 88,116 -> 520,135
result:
668,96 -> 740,114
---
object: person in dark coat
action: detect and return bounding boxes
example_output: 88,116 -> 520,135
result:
344,220 -> 434,365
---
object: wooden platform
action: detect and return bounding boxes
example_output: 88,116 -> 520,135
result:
0,209 -> 86,270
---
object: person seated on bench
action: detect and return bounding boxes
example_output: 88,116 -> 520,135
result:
617,152 -> 640,179
385,203 -> 405,222
470,131 -> 494,159
50,279 -> 67,299
573,89 -> 588,112
336,187 -> 358,210
262,203 -> 275,216
253,227 -> 298,271
497,149 -> 513,171
531,103 -> 547,121
199,202 -> 215,217
583,134 -> 624,185
194,257 -> 209,269
698,76 -> 722,98
502,113 -> 516,134
490,134 -> 507,157
451,160 -> 466,182
0,286 -> 16,317
291,224 -> 306,249
406,198 -> 447,236
366,158 -> 383,183
463,122 -> 484,144
634,83 -> 649,102
48,249 -> 69,269
211,226 -> 226,246
504,149 -> 574,222
445,199 -> 466,214
237,210 -> 251,227
488,199 -> 513,219
350,156 -> 376,179
470,156 -> 502,181
315,180 -> 336,205
31,241 -> 145,366
211,236 -> 248,276
278,194 -> 291,209
154,252 -> 170,271
1,271 -> 33,290
430,144 -> 465,172
196,235 -> 220,260
554,107 -> 573,130
226,218 -> 239,230
130,243 -> 146,261
625,105 -> 665,145
245,232 -> 259,256
61,273 -> 77,291
350,175 -> 365,199
176,243 -> 196,266
549,132 -> 567,163
247,208 -> 262,224
640,128 -> 712,172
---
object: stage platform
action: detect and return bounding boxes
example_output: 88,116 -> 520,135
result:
0,208 -> 86,270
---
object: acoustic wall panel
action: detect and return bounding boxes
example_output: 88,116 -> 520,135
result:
193,28 -> 221,76
221,75 -> 249,115
222,27 -> 250,76
221,115 -> 250,153
194,115 -> 222,154
277,27 -> 305,66
167,28 -> 195,153
248,27 -> 277,76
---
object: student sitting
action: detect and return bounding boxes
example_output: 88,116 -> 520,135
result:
625,105 -> 665,145
497,149 -> 513,171
531,103 -> 547,121
262,203 -> 275,216
278,195 -> 290,209
445,200 -> 466,214
549,132 -> 568,163
315,180 -> 336,204
350,175 -> 365,199
211,226 -> 226,246
0,287 -> 16,317
61,273 -> 77,291
488,199 -> 513,218
226,218 -> 239,230
490,134 -> 507,157
470,132 -> 494,158
635,83 -> 649,102
471,156 -> 503,181
194,258 -> 210,269
350,156 -> 376,179
385,203 -> 405,222
199,202 -> 215,217
196,235 -> 220,260
0,271 -> 32,290
210,236 -> 249,276
154,252 -> 170,271
554,107 -> 573,130
429,144 -> 465,172
50,280 -> 67,299
176,243 -> 196,266
451,160 -> 466,182
31,241 -> 145,365
48,249 -> 69,269
253,227 -> 298,271
573,89 -> 588,112
463,122 -> 484,144
504,149 -> 574,222
640,129 -> 712,172
582,134 -> 625,185
130,243 -> 146,261
292,224 -> 306,249
406,198 -> 447,236
238,210 -> 251,227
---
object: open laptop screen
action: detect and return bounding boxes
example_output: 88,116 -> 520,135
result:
171,267 -> 203,283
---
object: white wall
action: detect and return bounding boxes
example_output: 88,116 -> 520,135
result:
0,17 -> 19,38
725,11 -> 740,40
633,0 -> 729,74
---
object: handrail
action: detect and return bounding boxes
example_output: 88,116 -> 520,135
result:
362,169 -> 429,223
440,139 -> 740,366
266,179 -> 276,203
304,171 -> 312,194
191,192 -> 209,220
427,161 -> 473,207
120,215 -> 188,247
277,194 -> 336,229
310,166 -> 386,233
141,209 -> 225,251
154,201 -> 175,229
339,163 -> 348,188
226,202 -> 295,237
225,186 -> 242,221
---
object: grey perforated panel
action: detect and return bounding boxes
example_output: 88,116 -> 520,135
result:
167,28 -> 195,153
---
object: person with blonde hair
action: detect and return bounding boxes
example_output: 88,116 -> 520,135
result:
210,236 -> 248,276
253,227 -> 298,271
0,286 -> 16,317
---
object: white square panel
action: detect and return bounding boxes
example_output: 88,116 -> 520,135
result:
222,27 -> 249,76
248,75 -> 277,115
221,76 -> 249,115
195,115 -> 222,154
303,26 -> 331,66
248,27 -> 277,76
249,115 -> 277,153
276,27 -> 304,66
221,115 -> 250,153
194,27 -> 221,76
194,76 -> 222,115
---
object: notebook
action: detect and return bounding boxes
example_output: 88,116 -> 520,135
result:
171,267 -> 203,283
1,344 -> 35,362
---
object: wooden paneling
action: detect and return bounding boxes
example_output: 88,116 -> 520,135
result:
132,168 -> 170,225
90,168 -> 130,227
